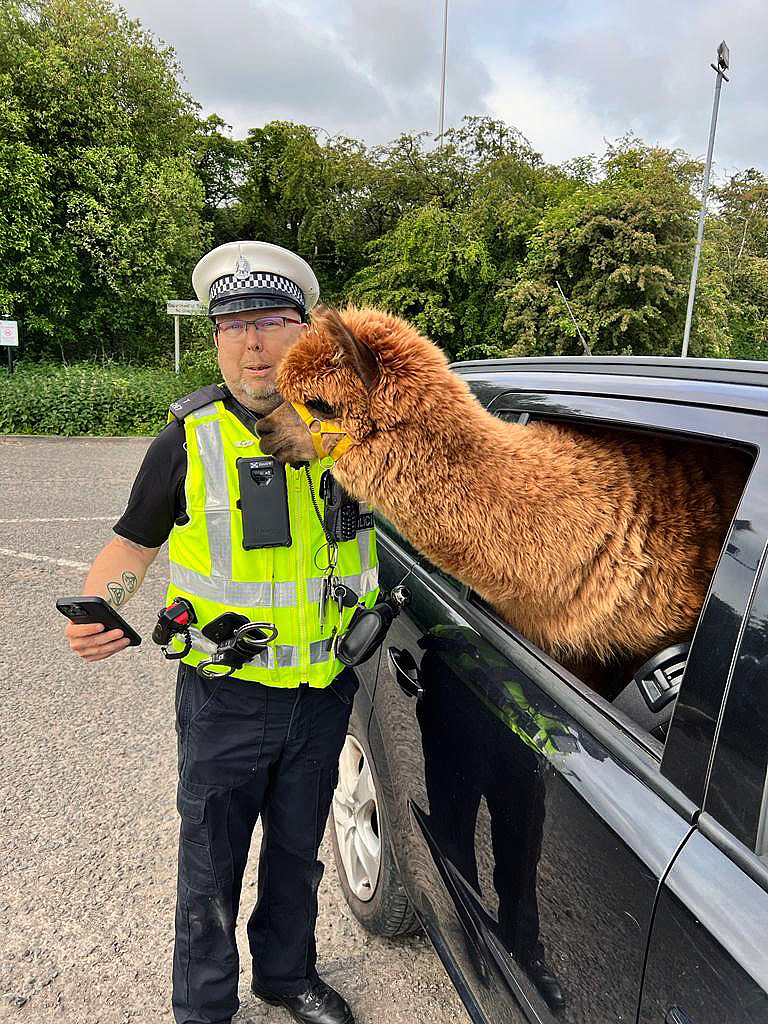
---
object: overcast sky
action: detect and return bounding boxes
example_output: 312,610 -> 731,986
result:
119,0 -> 767,177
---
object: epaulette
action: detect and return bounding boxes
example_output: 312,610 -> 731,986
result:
168,384 -> 227,422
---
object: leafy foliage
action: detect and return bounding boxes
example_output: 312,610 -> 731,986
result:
0,0 -> 207,362
0,358 -> 216,435
710,169 -> 768,360
499,141 -> 731,357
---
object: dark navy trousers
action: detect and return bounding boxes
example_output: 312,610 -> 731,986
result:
171,663 -> 357,1024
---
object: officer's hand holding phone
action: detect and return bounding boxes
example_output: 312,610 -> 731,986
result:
58,596 -> 141,662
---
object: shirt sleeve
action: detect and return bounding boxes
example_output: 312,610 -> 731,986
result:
113,420 -> 188,548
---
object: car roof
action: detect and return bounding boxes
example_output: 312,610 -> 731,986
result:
449,356 -> 768,416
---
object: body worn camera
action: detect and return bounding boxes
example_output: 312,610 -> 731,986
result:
237,456 -> 291,549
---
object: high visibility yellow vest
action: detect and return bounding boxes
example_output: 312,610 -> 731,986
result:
165,396 -> 379,686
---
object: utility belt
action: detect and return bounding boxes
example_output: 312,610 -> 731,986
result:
152,588 -> 409,676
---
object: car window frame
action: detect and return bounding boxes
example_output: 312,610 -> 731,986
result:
703,539 -> 768,860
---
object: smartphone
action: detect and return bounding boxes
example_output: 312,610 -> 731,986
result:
236,456 -> 292,549
56,596 -> 142,646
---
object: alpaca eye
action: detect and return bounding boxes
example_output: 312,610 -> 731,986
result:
309,399 -> 335,417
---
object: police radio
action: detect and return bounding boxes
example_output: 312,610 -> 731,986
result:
320,471 -> 360,542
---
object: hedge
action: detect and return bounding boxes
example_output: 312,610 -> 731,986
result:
0,358 -> 219,435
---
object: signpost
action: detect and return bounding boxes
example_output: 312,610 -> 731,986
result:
166,300 -> 205,373
1,319 -> 19,373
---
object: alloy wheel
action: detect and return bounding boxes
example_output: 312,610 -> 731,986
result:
332,734 -> 381,901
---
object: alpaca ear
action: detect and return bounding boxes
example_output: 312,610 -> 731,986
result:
319,306 -> 380,393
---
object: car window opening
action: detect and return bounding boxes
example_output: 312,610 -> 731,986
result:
378,416 -> 755,747
494,416 -> 755,743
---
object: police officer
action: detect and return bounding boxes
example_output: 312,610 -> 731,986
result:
65,241 -> 379,1024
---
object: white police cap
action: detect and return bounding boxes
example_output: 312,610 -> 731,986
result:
192,240 -> 320,319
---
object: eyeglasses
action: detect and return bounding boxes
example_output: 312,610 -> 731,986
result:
214,316 -> 302,340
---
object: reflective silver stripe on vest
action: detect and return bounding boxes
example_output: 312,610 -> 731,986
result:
186,626 -> 282,669
187,628 -> 217,654
309,639 -> 332,664
277,645 -> 298,668
170,564 -> 271,607
274,582 -> 297,605
304,568 -> 378,605
358,567 -> 379,594
170,564 -> 301,609
246,645 -> 274,669
194,413 -> 232,579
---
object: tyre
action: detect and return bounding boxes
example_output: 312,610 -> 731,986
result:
330,720 -> 418,936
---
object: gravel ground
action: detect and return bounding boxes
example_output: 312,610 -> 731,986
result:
0,436 -> 467,1024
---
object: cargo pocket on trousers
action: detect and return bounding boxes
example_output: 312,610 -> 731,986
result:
313,763 -> 341,850
177,784 -> 219,895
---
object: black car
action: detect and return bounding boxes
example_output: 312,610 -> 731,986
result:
328,357 -> 768,1024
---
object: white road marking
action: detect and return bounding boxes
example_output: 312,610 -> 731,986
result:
0,547 -> 89,570
0,516 -> 117,524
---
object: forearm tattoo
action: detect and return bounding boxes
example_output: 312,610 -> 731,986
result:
107,572 -> 139,609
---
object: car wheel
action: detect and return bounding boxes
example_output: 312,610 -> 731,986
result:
330,722 -> 418,937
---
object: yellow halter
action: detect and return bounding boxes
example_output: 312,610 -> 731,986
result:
290,401 -> 354,467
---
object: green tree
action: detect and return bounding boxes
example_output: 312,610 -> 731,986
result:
710,169 -> 768,360
349,205 -> 503,361
191,114 -> 249,246
499,140 -> 732,357
0,0 -> 207,362
341,118 -> 554,359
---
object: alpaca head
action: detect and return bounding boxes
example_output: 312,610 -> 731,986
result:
256,304 -> 456,465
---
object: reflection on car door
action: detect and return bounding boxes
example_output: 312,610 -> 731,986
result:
638,550 -> 768,1024
372,534 -> 698,1024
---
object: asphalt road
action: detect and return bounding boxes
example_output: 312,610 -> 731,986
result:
0,436 -> 467,1024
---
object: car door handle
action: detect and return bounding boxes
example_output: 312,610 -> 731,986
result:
388,647 -> 424,699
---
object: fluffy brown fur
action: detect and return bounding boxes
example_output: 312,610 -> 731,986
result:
256,305 -> 749,691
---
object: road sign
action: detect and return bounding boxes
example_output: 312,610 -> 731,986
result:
166,300 -> 204,316
0,320 -> 18,347
165,300 -> 205,374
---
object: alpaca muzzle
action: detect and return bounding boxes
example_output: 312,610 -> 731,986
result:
291,401 -> 353,466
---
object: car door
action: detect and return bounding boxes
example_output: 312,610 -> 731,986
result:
368,385 -> 767,1024
639,537 -> 768,1024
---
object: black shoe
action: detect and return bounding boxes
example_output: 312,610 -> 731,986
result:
526,957 -> 566,1013
250,976 -> 354,1024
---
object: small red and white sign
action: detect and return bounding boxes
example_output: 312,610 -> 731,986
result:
0,320 -> 18,347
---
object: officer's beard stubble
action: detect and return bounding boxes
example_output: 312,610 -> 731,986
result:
226,373 -> 283,417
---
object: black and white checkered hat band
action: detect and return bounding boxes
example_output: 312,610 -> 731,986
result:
209,272 -> 304,308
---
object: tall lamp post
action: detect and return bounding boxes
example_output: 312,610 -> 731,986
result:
438,0 -> 448,141
681,40 -> 730,357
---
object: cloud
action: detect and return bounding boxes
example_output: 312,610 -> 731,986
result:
484,60 -> 616,164
482,0 -> 768,172
117,0 -> 768,173
119,0 -> 491,144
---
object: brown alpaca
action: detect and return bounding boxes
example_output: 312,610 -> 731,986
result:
256,306 -> 749,693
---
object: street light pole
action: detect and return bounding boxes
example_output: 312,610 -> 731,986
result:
438,0 -> 448,142
681,40 -> 730,357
